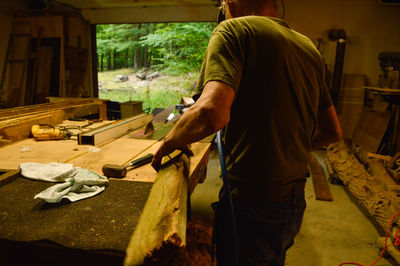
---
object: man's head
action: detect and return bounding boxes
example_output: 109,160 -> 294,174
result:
222,0 -> 278,19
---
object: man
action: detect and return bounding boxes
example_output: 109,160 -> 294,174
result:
151,0 -> 342,265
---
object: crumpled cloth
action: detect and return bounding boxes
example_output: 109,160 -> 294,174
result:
19,162 -> 109,203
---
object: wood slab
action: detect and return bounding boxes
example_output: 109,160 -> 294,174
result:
0,138 -> 92,169
309,154 -> 333,201
69,135 -> 157,175
125,153 -> 190,266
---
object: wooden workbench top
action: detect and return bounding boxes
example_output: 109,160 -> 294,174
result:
0,120 -> 211,186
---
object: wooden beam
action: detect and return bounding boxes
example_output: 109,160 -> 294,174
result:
124,152 -> 189,266
78,114 -> 153,145
81,5 -> 218,24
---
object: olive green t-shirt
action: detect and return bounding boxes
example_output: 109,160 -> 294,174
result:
195,16 -> 333,202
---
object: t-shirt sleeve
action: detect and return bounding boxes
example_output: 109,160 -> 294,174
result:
194,22 -> 245,97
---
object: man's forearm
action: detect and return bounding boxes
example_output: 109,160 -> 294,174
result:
162,104 -> 221,150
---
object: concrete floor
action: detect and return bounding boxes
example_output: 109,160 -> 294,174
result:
190,147 -> 395,265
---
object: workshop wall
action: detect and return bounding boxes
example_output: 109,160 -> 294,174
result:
0,14 -> 13,93
285,0 -> 400,86
66,16 -> 93,98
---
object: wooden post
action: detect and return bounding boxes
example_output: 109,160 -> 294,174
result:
124,152 -> 190,266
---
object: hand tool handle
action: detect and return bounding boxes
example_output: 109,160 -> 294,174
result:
128,153 -> 154,168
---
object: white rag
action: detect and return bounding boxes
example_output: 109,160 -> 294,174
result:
19,162 -> 109,203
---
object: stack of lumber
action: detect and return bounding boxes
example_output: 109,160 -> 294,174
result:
0,99 -> 107,146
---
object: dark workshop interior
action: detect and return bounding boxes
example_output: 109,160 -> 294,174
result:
0,0 -> 400,265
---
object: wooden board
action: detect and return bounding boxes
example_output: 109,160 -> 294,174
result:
352,109 -> 392,152
0,120 -> 114,168
69,136 -> 157,175
0,100 -> 97,119
0,138 -> 92,169
0,169 -> 20,187
309,154 -> 333,201
78,114 -> 153,145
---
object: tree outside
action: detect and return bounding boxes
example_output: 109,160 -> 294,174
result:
97,22 -> 216,112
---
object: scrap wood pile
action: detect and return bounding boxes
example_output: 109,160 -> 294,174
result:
0,99 -> 107,146
326,140 -> 400,262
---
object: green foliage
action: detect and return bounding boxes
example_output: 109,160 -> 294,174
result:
141,23 -> 216,73
96,22 -> 216,74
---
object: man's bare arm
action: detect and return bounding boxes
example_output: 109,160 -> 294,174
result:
151,81 -> 235,170
311,105 -> 343,150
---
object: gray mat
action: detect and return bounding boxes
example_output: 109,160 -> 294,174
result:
0,177 -> 153,251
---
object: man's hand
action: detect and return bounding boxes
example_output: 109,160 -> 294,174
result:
151,141 -> 193,171
151,80 -> 235,171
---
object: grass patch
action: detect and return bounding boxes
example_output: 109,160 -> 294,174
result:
98,68 -> 199,112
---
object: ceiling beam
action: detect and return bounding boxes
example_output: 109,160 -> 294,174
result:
81,5 -> 219,24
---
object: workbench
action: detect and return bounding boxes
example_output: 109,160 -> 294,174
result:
0,119 -> 211,265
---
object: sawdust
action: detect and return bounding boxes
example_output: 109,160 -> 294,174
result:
143,220 -> 216,266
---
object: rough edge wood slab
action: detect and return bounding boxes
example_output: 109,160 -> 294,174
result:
326,140 -> 400,244
309,154 -> 333,201
124,153 -> 189,266
78,114 -> 153,145
47,97 -> 108,120
0,100 -> 94,118
61,103 -> 102,120
0,169 -> 20,187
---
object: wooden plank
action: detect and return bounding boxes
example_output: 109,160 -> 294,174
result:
0,169 -> 20,187
0,110 -> 64,145
0,138 -> 90,169
47,97 -> 109,120
0,121 -> 112,168
352,109 -> 392,152
78,114 -> 152,145
61,103 -> 102,120
124,152 -> 189,266
68,137 -> 157,175
309,154 -> 333,201
0,100 -> 94,118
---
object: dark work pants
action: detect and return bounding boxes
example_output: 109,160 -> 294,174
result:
213,188 -> 306,266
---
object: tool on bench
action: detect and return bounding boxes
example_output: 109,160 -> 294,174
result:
102,153 -> 154,178
31,124 -> 71,141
